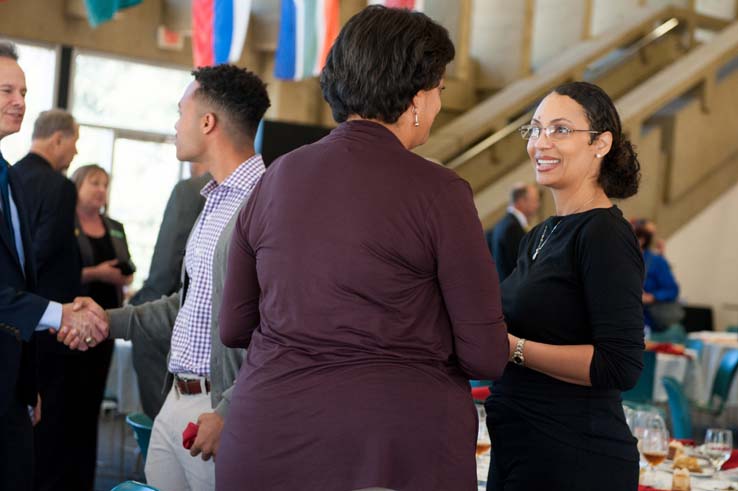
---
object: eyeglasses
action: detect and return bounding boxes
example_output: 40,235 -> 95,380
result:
519,124 -> 600,141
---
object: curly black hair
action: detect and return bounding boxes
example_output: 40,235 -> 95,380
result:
553,81 -> 640,199
191,64 -> 270,140
320,5 -> 454,124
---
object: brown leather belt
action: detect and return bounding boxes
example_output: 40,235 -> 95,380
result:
174,375 -> 211,395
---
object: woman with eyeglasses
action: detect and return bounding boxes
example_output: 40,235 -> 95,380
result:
484,81 -> 645,490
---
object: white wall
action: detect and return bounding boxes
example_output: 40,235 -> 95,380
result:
665,182 -> 738,331
470,0 -> 529,89
531,0 -> 587,70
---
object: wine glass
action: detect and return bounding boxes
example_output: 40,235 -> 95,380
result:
475,403 -> 491,457
629,409 -> 665,469
703,428 -> 733,478
641,425 -> 669,485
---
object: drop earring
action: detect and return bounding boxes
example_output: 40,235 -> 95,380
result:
413,109 -> 420,127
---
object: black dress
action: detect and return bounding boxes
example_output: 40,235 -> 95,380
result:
485,206 -> 645,491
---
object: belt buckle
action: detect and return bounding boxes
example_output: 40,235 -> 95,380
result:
175,375 -> 209,395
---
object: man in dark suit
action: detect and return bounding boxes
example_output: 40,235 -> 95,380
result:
128,163 -> 210,418
0,42 -> 106,491
485,183 -> 540,282
11,109 -> 83,491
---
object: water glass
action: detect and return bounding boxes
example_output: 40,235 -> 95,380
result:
704,428 -> 733,477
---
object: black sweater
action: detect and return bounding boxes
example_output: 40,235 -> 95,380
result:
488,206 -> 645,461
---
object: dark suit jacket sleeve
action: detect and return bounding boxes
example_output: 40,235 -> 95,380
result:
0,286 -> 48,342
32,179 -> 78,281
130,177 -> 204,305
493,217 -> 525,281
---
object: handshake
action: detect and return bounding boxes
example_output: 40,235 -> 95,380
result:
54,297 -> 109,351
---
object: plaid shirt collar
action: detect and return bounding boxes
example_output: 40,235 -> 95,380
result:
200,153 -> 265,197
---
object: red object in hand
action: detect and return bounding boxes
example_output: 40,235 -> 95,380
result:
183,422 -> 199,449
645,342 -> 689,357
471,386 -> 491,402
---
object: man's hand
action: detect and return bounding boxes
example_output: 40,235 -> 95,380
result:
55,297 -> 109,350
642,292 -> 655,305
32,394 -> 41,426
190,412 -> 224,461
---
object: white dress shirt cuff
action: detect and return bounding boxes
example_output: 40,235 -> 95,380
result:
36,301 -> 62,331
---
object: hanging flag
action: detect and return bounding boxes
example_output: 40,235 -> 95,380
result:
84,0 -> 143,27
274,0 -> 340,81
192,0 -> 252,67
368,0 -> 424,11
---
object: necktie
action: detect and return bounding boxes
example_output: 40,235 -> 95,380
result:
0,153 -> 16,246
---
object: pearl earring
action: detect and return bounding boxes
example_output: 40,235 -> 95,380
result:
595,153 -> 601,158
413,109 -> 420,127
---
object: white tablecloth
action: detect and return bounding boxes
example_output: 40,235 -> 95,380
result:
477,449 -> 738,490
644,466 -> 738,490
104,339 -> 142,414
653,352 -> 695,402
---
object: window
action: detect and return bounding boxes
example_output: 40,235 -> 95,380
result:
71,52 -> 191,134
107,138 -> 181,285
69,52 -> 193,290
1,42 -> 57,164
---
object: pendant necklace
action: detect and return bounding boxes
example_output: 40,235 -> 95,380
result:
532,220 -> 561,261
531,195 -> 601,261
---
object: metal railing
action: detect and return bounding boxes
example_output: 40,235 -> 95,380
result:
443,16 -> 683,169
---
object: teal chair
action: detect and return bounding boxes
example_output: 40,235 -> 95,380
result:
726,326 -> 738,333
125,413 -> 154,461
661,376 -> 692,439
111,481 -> 159,491
470,380 -> 492,388
622,350 -> 657,404
650,324 -> 687,344
699,349 -> 738,417
685,338 -> 704,358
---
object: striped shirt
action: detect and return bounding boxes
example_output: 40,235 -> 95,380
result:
168,154 -> 265,376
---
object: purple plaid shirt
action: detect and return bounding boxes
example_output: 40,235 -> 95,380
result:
168,154 -> 265,376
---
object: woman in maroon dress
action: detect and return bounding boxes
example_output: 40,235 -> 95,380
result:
216,6 -> 508,491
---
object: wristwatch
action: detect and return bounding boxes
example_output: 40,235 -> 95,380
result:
511,338 -> 526,366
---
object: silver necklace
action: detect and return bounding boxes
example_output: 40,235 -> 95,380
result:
532,220 -> 562,261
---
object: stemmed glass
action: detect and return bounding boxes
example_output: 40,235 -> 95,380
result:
476,403 -> 491,457
703,428 -> 733,478
628,409 -> 665,469
640,416 -> 669,485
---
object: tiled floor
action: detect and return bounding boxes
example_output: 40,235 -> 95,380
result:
94,409 -> 147,491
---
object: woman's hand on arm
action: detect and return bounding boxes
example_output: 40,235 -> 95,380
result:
82,260 -> 130,286
510,333 -> 594,386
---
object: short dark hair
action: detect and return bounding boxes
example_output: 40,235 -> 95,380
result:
320,5 -> 455,124
0,41 -> 18,61
32,109 -> 77,140
510,183 -> 531,205
191,64 -> 270,141
553,81 -> 640,199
